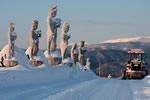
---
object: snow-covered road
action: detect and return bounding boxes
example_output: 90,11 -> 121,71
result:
42,78 -> 150,100
2,76 -> 150,100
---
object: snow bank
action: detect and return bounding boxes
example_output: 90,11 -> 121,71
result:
0,45 -> 32,70
0,45 -> 96,100
0,65 -> 95,87
26,47 -> 42,61
0,64 -> 96,100
26,47 -> 49,66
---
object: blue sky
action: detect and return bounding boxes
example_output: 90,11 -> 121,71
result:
0,0 -> 150,49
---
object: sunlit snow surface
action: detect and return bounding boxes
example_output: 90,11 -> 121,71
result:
0,46 -> 150,100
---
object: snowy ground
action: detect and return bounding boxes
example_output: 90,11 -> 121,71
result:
37,76 -> 150,100
0,65 -> 96,100
49,77 -> 150,100
1,46 -> 150,100
1,66 -> 150,100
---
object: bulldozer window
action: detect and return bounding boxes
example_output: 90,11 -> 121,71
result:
135,54 -> 141,60
128,54 -> 135,60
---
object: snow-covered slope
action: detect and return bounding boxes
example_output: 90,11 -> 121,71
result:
102,36 -> 150,43
0,65 -> 96,100
0,45 -> 49,70
0,46 -> 96,100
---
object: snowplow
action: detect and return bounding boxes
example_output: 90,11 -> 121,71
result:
121,49 -> 148,79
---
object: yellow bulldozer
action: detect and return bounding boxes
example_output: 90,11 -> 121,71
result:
121,49 -> 148,79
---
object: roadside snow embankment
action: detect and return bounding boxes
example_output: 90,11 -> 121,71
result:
0,45 -> 96,100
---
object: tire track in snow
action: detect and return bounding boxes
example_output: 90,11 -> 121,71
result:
41,78 -> 108,100
83,79 -> 134,100
8,79 -> 94,100
5,77 -> 150,100
41,78 -> 135,100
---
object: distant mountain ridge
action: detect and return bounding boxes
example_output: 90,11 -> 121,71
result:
102,36 -> 150,43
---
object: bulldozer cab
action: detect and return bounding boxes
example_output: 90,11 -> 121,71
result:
127,49 -> 145,71
128,50 -> 145,61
